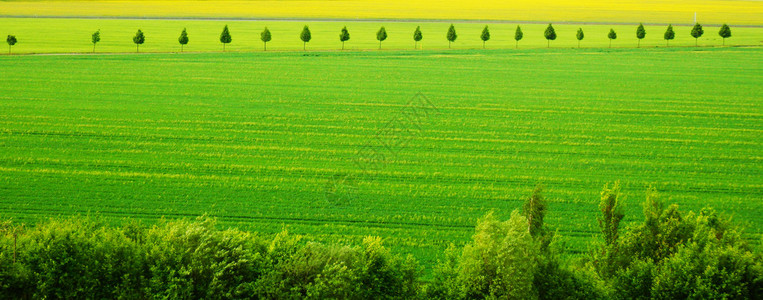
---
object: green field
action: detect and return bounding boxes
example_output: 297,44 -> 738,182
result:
1,46 -> 761,268
1,18 -> 761,54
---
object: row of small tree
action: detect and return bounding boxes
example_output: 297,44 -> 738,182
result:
5,23 -> 734,54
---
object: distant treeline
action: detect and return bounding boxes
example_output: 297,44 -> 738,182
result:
5,22 -> 734,54
1,183 -> 760,299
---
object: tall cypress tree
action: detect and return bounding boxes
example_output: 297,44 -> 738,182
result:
413,26 -> 422,49
664,24 -> 675,47
691,23 -> 704,46
178,28 -> 189,52
133,29 -> 144,53
339,26 -> 350,50
608,28 -> 617,48
636,23 -> 646,48
576,28 -> 584,48
718,24 -> 731,46
446,24 -> 457,49
514,25 -> 523,48
261,27 -> 271,51
300,25 -> 311,50
219,25 -> 232,51
480,25 -> 490,49
376,26 -> 387,50
544,24 -> 556,48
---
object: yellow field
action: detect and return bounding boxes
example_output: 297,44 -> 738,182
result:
2,0 -> 762,25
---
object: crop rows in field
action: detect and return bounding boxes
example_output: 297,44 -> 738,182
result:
0,47 -> 761,267
1,0 -> 762,25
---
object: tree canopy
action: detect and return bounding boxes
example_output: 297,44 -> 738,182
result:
446,24 -> 457,48
480,25 -> 490,48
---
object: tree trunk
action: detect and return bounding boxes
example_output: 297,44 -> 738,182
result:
578,40 -> 580,48
303,42 -> 306,51
609,39 -> 612,48
379,41 -> 381,50
264,42 -> 267,51
448,41 -> 451,49
223,43 -> 226,52
516,40 -> 518,49
547,40 -> 549,48
136,44 -> 139,53
722,38 -> 725,46
483,41 -> 485,49
695,38 -> 698,47
181,44 -> 184,52
93,44 -> 96,53
342,41 -> 344,50
415,41 -> 417,49
638,39 -> 640,48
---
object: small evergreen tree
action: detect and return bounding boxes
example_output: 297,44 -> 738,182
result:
91,30 -> 100,53
576,28 -> 584,48
376,26 -> 387,50
544,24 -> 557,48
664,24 -> 675,47
133,29 -> 144,53
219,25 -> 232,51
718,24 -> 731,45
6,35 -> 16,54
691,23 -> 704,46
413,26 -> 422,49
446,24 -> 457,49
339,26 -> 350,50
480,25 -> 490,49
300,25 -> 311,50
261,27 -> 271,51
636,23 -> 646,48
608,28 -> 617,48
514,25 -> 523,48
178,28 -> 189,52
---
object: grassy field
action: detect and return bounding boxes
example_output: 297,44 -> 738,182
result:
1,18 -> 761,54
1,0 -> 762,25
0,47 -> 761,268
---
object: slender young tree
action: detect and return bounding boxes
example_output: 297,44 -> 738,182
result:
544,24 -> 556,48
300,25 -> 311,50
91,30 -> 100,53
6,35 -> 17,54
376,26 -> 387,50
133,29 -> 145,53
480,25 -> 490,49
339,26 -> 350,50
178,28 -> 189,52
636,23 -> 646,48
261,27 -> 271,51
691,23 -> 704,46
413,26 -> 422,49
608,28 -> 617,48
718,24 -> 731,46
576,28 -> 584,48
446,24 -> 457,49
664,24 -> 675,47
220,25 -> 232,51
514,25 -> 523,48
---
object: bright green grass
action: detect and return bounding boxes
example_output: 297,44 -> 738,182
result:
0,47 -> 761,269
1,17 -> 761,54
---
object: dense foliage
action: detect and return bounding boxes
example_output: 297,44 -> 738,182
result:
2,186 -> 759,299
